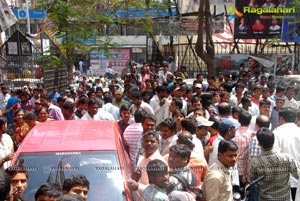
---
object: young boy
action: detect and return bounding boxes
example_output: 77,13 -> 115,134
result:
6,165 -> 30,201
62,174 -> 89,201
35,183 -> 62,201
141,159 -> 169,200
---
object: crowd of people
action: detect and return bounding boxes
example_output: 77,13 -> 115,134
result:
0,166 -> 90,201
0,60 -> 300,201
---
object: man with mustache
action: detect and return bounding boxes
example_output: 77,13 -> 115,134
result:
203,140 -> 238,201
135,130 -> 167,185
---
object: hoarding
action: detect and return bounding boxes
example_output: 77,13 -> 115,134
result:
89,49 -> 130,76
0,0 -> 17,32
281,0 -> 300,42
214,54 -> 294,75
232,0 -> 295,39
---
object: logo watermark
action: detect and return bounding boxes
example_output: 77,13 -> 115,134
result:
227,5 -> 243,21
244,7 -> 296,15
227,4 -> 296,21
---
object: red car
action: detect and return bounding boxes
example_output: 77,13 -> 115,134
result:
12,120 -> 133,201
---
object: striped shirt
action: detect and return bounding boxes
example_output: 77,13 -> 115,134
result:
248,150 -> 300,201
123,123 -> 143,170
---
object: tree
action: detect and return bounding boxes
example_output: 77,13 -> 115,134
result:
37,0 -> 163,85
195,0 -> 215,76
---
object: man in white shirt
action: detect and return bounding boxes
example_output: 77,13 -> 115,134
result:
29,88 -> 40,110
173,87 -> 187,116
269,19 -> 281,31
159,118 -> 178,156
81,99 -> 99,120
195,116 -> 214,148
79,59 -> 84,74
130,90 -> 154,116
249,99 -> 271,132
149,85 -> 169,126
0,116 -> 14,169
0,86 -> 10,113
81,99 -> 114,121
284,86 -> 299,110
273,107 -> 300,200
102,93 -> 120,120
159,64 -> 172,84
135,130 -> 167,185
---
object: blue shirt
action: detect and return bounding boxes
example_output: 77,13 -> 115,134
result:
5,96 -> 20,121
49,92 -> 61,101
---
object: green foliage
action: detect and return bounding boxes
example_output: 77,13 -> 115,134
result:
35,0 -> 171,71
37,54 -> 64,69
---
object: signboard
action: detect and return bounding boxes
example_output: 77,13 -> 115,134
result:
12,9 -> 46,19
178,0 -> 233,14
5,31 -> 32,56
132,47 -> 143,53
178,12 -> 225,35
18,9 -> 27,19
274,54 -> 294,75
232,0 -> 295,39
215,54 -> 294,75
89,49 -> 130,76
0,1 -> 17,32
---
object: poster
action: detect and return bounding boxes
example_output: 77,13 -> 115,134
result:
177,0 -> 200,14
0,0 -> 17,32
7,41 -> 18,55
178,12 -> 225,35
281,0 -> 300,42
89,49 -> 130,76
274,54 -> 294,75
233,0 -> 295,39
21,41 -> 32,56
215,54 -> 294,75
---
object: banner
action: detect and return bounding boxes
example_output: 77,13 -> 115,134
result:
215,54 -> 294,75
281,0 -> 300,42
232,0 -> 295,39
274,54 -> 294,75
177,0 -> 200,14
0,0 -> 17,32
89,49 -> 130,76
178,12 -> 225,35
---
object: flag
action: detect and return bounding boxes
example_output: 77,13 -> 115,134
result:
0,0 -> 18,32
46,169 -> 53,183
55,159 -> 66,190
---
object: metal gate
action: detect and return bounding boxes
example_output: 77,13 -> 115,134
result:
175,40 -> 299,78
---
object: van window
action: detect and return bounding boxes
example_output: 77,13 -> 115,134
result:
17,151 -> 127,201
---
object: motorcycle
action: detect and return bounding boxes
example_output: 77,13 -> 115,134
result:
233,176 -> 264,201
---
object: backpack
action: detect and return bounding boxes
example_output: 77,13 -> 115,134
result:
170,171 -> 205,201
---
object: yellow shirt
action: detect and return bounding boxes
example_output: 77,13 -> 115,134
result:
203,160 -> 233,201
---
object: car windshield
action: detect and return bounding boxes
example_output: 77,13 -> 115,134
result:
17,151 -> 127,201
